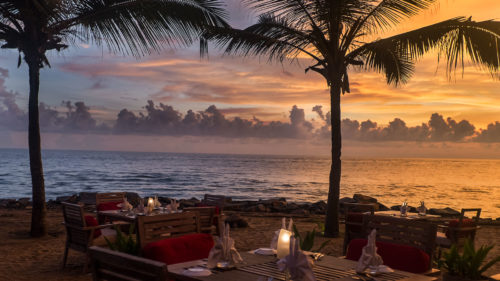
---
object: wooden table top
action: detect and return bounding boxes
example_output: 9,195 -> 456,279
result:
167,252 -> 437,281
98,209 -> 183,222
374,211 -> 441,220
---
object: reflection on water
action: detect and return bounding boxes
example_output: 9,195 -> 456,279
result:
0,149 -> 499,218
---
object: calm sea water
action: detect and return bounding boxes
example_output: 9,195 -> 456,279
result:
0,148 -> 499,218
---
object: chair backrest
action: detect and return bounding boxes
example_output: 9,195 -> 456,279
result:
136,212 -> 201,249
89,246 -> 168,281
362,214 -> 437,259
96,192 -> 126,206
447,208 -> 481,242
62,202 -> 92,252
202,194 -> 226,210
183,207 -> 216,231
343,203 -> 375,254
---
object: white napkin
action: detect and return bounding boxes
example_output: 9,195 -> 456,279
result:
277,236 -> 316,281
417,201 -> 427,215
207,223 -> 243,268
271,217 -> 293,250
167,199 -> 179,212
356,229 -> 383,274
118,198 -> 133,211
136,198 -> 145,213
254,248 -> 276,255
154,195 -> 162,208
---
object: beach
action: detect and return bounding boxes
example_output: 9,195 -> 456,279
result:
0,207 -> 499,281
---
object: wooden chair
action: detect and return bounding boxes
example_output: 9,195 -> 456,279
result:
89,246 -> 168,281
342,203 -> 375,255
136,212 -> 201,250
363,214 -> 437,260
201,194 -> 226,212
359,214 -> 438,274
96,192 -> 126,223
436,208 -> 481,249
96,192 -> 126,207
183,206 -> 218,234
62,202 -> 116,272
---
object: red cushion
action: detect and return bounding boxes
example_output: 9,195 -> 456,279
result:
84,215 -> 101,238
143,233 -> 214,265
97,201 -> 122,211
346,239 -> 430,273
446,219 -> 477,238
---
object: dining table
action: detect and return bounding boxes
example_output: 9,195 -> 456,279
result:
166,251 -> 437,281
97,209 -> 182,224
374,210 -> 441,220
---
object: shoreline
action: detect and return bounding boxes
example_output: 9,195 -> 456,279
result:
2,192 -> 500,223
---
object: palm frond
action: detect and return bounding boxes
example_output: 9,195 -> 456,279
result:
356,40 -> 415,85
53,0 -> 229,57
202,14 -> 322,63
362,0 -> 436,33
360,17 -> 500,76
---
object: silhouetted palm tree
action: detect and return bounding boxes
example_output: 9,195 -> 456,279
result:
202,0 -> 500,237
0,0 -> 227,237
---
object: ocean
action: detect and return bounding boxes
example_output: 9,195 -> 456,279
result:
0,148 -> 499,218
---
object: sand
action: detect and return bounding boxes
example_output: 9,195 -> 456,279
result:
0,208 -> 498,281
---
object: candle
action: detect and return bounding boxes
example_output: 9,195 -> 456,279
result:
147,197 -> 154,214
277,229 -> 292,259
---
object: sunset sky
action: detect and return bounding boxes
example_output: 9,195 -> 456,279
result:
1,0 -> 500,157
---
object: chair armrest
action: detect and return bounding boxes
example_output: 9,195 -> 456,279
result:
424,268 -> 441,276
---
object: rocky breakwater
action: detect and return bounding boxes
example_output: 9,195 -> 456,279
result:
1,192 -> 499,225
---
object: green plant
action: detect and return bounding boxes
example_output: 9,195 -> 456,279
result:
105,223 -> 139,256
292,225 -> 330,252
438,240 -> 500,280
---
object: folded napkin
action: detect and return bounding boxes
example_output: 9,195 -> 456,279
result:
167,199 -> 179,212
118,197 -> 133,211
356,229 -> 383,274
154,195 -> 162,208
207,223 -> 243,268
277,236 -> 316,281
136,198 -> 145,213
271,217 -> 293,250
254,248 -> 276,256
416,201 -> 427,215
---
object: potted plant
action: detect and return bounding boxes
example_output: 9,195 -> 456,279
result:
439,239 -> 500,281
104,223 -> 139,256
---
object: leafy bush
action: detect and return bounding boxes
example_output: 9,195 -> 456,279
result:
439,239 -> 500,280
292,224 -> 330,252
105,223 -> 139,256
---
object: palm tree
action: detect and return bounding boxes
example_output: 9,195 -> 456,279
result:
0,0 -> 228,237
202,0 -> 500,237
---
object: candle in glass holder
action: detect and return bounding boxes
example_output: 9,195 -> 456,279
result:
147,197 -> 154,214
277,229 -> 292,259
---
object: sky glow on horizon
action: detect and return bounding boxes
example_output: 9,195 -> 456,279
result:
1,0 -> 500,157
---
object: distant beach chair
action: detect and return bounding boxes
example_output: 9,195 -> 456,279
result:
89,246 -> 168,281
342,203 -> 375,255
61,202 -> 117,272
346,214 -> 438,274
436,208 -> 481,250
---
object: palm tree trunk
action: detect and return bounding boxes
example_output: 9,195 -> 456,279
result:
27,59 -> 47,237
324,81 -> 341,238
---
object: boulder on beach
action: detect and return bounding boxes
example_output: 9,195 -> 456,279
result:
353,194 -> 377,203
428,207 -> 460,217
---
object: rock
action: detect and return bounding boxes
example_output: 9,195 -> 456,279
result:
79,192 -> 97,205
311,201 -> 327,214
0,199 -> 9,208
353,194 -> 377,203
56,195 -> 78,204
497,217 -> 500,221
286,203 -> 300,211
125,192 -> 141,206
225,214 -> 248,228
428,207 -> 460,217
339,197 -> 356,204
390,205 -> 400,211
270,200 -> 287,212
257,204 -> 267,212
17,198 -> 31,207
291,209 -> 310,216
179,199 -> 197,208
377,203 -> 390,211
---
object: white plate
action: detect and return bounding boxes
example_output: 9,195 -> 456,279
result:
182,267 -> 211,277
254,248 -> 276,255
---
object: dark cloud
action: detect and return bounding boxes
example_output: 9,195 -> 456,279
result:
475,122 -> 500,142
